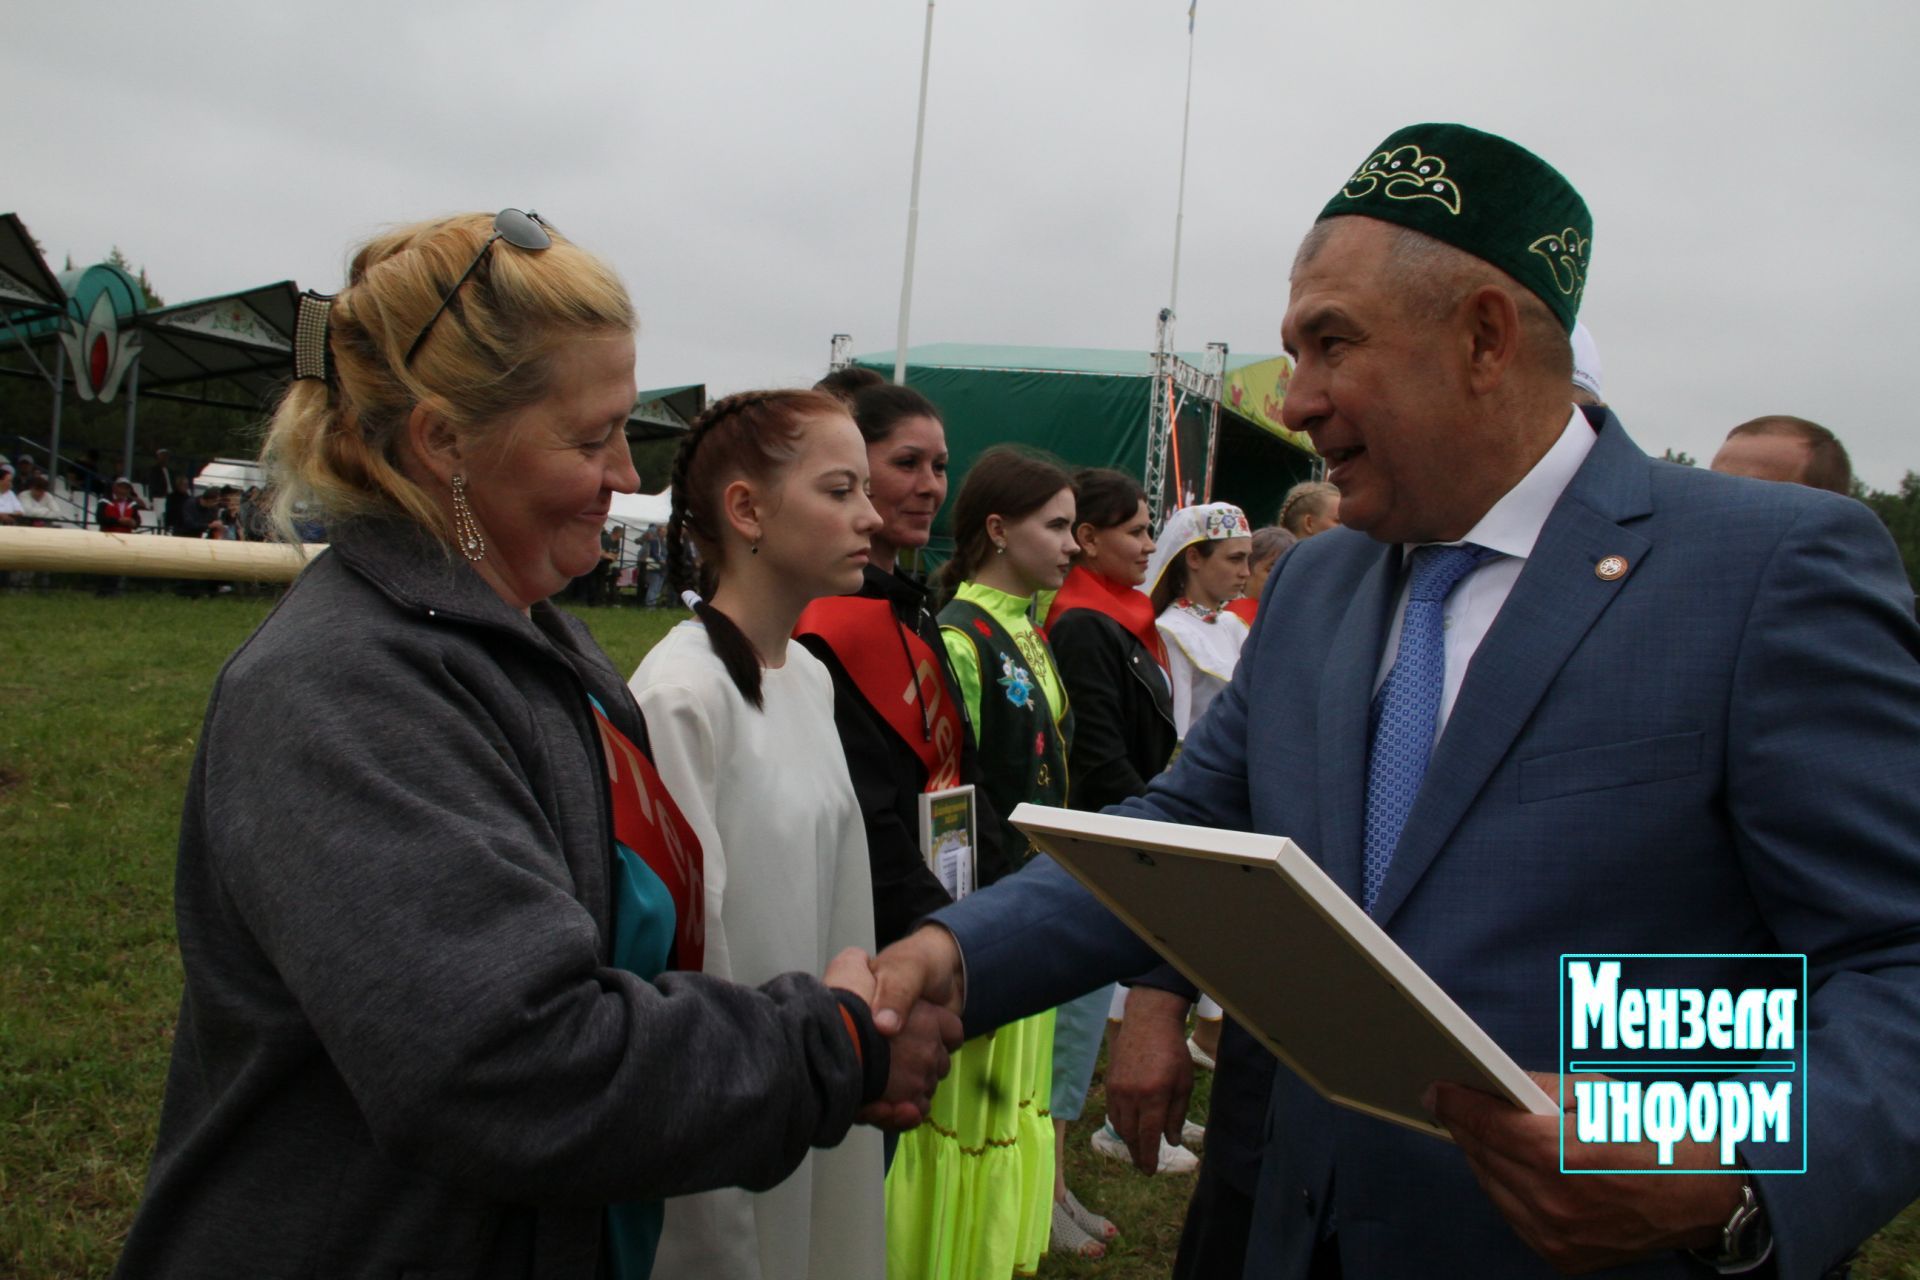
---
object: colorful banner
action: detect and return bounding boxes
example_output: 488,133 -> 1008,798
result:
1223,355 -> 1316,456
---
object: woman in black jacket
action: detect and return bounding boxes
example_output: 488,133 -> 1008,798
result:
1034,468 -> 1188,1233
796,377 -> 1007,944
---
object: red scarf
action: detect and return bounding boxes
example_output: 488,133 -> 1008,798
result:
1225,596 -> 1258,625
1045,564 -> 1167,668
796,596 -> 966,790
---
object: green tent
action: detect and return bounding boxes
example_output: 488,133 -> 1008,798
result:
852,343 -> 1316,559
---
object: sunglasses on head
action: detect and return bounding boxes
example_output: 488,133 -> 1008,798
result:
404,208 -> 553,367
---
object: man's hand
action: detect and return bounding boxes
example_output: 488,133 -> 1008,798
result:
1105,986 -> 1194,1173
868,924 -> 965,1034
1426,1072 -> 1745,1274
823,946 -> 963,1130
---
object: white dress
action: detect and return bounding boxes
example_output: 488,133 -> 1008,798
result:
631,622 -> 884,1280
1156,605 -> 1251,739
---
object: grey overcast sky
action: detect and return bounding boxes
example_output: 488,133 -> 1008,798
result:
5,1 -> 1916,488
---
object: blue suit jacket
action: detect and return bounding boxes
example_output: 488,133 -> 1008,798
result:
936,413 -> 1920,1278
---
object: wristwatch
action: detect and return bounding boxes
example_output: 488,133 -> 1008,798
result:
1688,1178 -> 1773,1274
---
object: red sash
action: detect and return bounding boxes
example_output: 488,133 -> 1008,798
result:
590,703 -> 706,973
1225,596 -> 1258,625
796,596 -> 965,791
1045,564 -> 1169,668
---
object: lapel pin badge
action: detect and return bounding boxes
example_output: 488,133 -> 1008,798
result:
1595,555 -> 1629,582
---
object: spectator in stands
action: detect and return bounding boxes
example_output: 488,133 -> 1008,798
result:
0,464 -> 23,526
1276,478 -> 1341,538
97,477 -> 146,534
0,465 -> 16,590
220,487 -> 245,538
640,523 -> 667,605
18,468 -> 63,526
163,477 -> 194,535
185,487 -> 227,539
147,448 -> 179,501
1710,414 -> 1854,495
241,486 -> 273,542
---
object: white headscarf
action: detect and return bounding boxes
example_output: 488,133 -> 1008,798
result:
1144,502 -> 1252,600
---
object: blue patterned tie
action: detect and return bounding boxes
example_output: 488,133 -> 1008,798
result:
1361,543 -> 1498,914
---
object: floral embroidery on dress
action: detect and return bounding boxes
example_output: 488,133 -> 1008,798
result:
998,653 -> 1036,708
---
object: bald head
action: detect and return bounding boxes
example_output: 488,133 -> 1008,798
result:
1710,416 -> 1852,495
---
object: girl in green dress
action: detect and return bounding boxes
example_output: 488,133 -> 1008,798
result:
884,445 -> 1086,1276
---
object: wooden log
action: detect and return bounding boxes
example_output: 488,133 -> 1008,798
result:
0,526 -> 325,582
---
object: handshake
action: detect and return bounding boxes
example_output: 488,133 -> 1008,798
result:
820,926 -> 969,1130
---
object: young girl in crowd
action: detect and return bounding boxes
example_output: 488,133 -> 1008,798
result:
1147,502 -> 1254,740
1224,524 -> 1295,625
1141,502 -> 1255,1068
1041,470 -> 1189,1214
630,389 -> 887,1280
1276,478 -> 1341,538
934,445 -> 1088,1264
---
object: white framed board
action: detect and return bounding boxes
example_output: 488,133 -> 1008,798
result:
1008,802 -> 1557,1139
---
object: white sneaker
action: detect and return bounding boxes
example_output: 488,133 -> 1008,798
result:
1182,1119 -> 1206,1147
1091,1120 -> 1199,1174
1187,1035 -> 1216,1070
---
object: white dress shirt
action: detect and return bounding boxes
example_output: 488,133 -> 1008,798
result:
1372,406 -> 1597,738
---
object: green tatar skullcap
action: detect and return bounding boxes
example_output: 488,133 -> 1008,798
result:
1317,122 -> 1592,331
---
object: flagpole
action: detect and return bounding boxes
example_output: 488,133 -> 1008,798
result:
1168,2 -> 1197,313
894,0 -> 937,385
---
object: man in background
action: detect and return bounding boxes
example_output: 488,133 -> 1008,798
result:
1710,415 -> 1853,494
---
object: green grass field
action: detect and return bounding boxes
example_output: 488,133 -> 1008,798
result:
0,590 -> 1914,1277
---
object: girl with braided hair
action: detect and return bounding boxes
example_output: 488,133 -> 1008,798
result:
629,389 -> 890,1280
1276,478 -> 1342,538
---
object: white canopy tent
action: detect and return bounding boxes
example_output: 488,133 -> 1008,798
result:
606,489 -> 671,530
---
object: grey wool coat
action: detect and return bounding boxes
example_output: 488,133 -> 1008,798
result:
114,517 -> 872,1280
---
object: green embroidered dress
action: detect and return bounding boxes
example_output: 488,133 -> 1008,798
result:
881,582 -> 1068,1278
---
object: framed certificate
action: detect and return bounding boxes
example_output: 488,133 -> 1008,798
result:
1009,803 -> 1556,1138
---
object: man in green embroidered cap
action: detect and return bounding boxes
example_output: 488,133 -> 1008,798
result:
868,121 -> 1920,1278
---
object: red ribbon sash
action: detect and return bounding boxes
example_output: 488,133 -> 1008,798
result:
590,703 -> 706,973
1045,564 -> 1169,668
797,596 -> 965,791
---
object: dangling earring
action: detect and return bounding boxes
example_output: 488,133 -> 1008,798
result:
451,474 -> 485,562
750,539 -> 760,556
994,542 -> 1006,555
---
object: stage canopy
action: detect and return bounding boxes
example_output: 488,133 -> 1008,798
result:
628,383 -> 703,438
851,342 -> 1317,550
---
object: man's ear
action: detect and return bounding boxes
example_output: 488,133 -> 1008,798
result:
1462,285 -> 1523,395
720,477 -> 762,547
404,402 -> 462,487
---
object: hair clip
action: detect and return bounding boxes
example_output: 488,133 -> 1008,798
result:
293,290 -> 335,383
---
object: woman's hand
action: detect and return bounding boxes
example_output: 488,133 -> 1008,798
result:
823,946 -> 963,1130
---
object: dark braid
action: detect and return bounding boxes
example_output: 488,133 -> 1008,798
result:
666,388 -> 841,710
